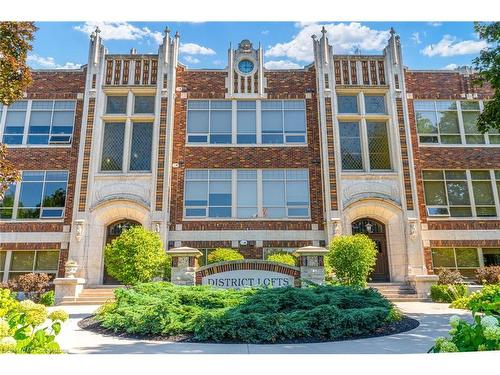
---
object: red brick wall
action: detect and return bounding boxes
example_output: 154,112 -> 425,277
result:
0,70 -> 85,276
169,66 -> 325,233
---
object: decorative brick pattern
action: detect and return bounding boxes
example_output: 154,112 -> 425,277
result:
155,97 -> 168,211
78,97 -> 95,212
325,99 -> 338,210
395,98 -> 414,210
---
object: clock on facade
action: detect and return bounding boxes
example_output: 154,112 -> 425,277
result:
238,59 -> 254,74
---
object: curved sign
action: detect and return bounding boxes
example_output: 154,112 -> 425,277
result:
196,260 -> 300,289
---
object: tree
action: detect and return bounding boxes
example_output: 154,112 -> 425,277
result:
207,248 -> 244,264
104,226 -> 167,285
325,234 -> 377,288
0,144 -> 20,200
473,22 -> 500,133
0,22 -> 37,106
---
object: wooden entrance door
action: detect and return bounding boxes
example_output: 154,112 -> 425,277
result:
351,218 -> 390,282
103,220 -> 140,285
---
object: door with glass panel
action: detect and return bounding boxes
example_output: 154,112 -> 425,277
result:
351,218 -> 390,282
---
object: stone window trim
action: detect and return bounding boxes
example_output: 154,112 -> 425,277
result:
0,99 -> 76,147
0,170 -> 69,221
414,99 -> 500,146
185,99 -> 308,146
422,169 -> 500,219
0,249 -> 60,283
183,169 -> 311,220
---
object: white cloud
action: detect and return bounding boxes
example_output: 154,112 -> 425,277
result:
428,22 -> 442,27
265,22 -> 390,63
179,43 -> 216,55
411,32 -> 422,44
27,54 -> 81,69
421,35 -> 488,57
74,22 -> 162,44
264,60 -> 302,69
183,56 -> 200,64
443,63 -> 458,70
261,30 -> 269,35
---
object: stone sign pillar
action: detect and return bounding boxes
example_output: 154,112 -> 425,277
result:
166,246 -> 202,286
294,246 -> 329,286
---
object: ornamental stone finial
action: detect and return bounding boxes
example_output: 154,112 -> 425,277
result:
390,27 -> 396,36
175,31 -> 180,38
165,26 -> 170,35
321,26 -> 327,35
311,34 -> 317,40
95,26 -> 101,35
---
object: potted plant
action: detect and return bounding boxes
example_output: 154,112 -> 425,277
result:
64,260 -> 78,278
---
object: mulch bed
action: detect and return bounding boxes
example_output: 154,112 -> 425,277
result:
78,314 -> 420,344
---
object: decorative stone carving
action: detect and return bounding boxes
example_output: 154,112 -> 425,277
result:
74,219 -> 85,242
408,220 -> 418,240
331,219 -> 342,236
64,260 -> 78,278
152,222 -> 161,233
341,178 -> 401,207
93,181 -> 151,207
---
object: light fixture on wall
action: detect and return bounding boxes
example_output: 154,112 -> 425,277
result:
365,222 -> 373,233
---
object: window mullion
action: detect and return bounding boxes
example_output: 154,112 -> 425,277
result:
38,171 -> 47,219
442,173 -> 451,215
257,169 -> 263,217
3,251 -> 12,283
456,100 -> 466,145
23,100 -> 32,145
478,248 -> 485,268
231,100 -> 237,144
12,176 -> 22,220
49,100 -> 55,142
256,100 -> 262,144
123,120 -> 132,172
466,170 -> 477,217
479,100 -> 491,145
360,118 -> 369,172
231,169 -> 237,218
208,101 -> 212,143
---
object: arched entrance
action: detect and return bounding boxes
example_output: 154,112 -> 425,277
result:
103,219 -> 141,284
352,218 -> 390,282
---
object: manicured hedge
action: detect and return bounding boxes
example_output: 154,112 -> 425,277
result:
96,282 -> 396,343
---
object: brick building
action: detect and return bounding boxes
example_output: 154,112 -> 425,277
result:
0,27 -> 498,285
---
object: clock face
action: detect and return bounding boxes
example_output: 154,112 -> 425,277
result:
238,59 -> 254,74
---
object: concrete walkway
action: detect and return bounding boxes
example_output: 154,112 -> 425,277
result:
51,302 -> 470,354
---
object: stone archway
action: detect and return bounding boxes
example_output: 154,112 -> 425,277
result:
84,198 -> 151,285
343,198 -> 407,282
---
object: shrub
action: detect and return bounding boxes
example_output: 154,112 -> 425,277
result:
39,291 -> 55,307
450,296 -> 471,310
207,248 -> 244,264
475,266 -> 500,285
467,284 -> 500,315
0,288 -> 67,354
4,273 -> 51,303
435,268 -> 464,285
162,255 -> 172,281
429,315 -> 500,352
266,252 -> 297,266
104,226 -> 167,285
325,235 -> 377,288
96,282 -> 395,343
430,284 -> 468,303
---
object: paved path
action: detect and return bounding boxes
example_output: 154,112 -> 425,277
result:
51,302 -> 470,354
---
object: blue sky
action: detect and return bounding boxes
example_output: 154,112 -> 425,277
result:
27,22 -> 486,71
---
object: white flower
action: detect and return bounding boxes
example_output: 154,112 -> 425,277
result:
449,315 -> 461,327
0,336 -> 17,353
481,316 -> 499,328
483,326 -> 500,341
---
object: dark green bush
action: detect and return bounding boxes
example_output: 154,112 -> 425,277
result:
96,282 -> 395,343
207,248 -> 244,264
430,284 -> 468,303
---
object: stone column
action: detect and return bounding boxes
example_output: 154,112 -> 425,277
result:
294,246 -> 329,286
166,246 -> 202,286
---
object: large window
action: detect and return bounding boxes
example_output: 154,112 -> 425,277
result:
0,250 -> 59,282
337,92 -> 391,172
1,100 -> 76,145
422,170 -> 499,217
186,99 -> 306,145
431,248 -> 480,277
106,96 -> 127,114
415,100 -> 499,145
101,122 -> 125,171
0,170 -> 69,220
184,169 -> 310,219
133,96 -> 155,114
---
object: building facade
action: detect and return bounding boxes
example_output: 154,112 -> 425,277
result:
1,27 -> 498,285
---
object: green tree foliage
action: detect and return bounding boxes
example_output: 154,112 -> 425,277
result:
207,248 -> 244,264
104,226 -> 167,285
473,22 -> 500,133
326,235 -> 377,288
0,22 -> 37,106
